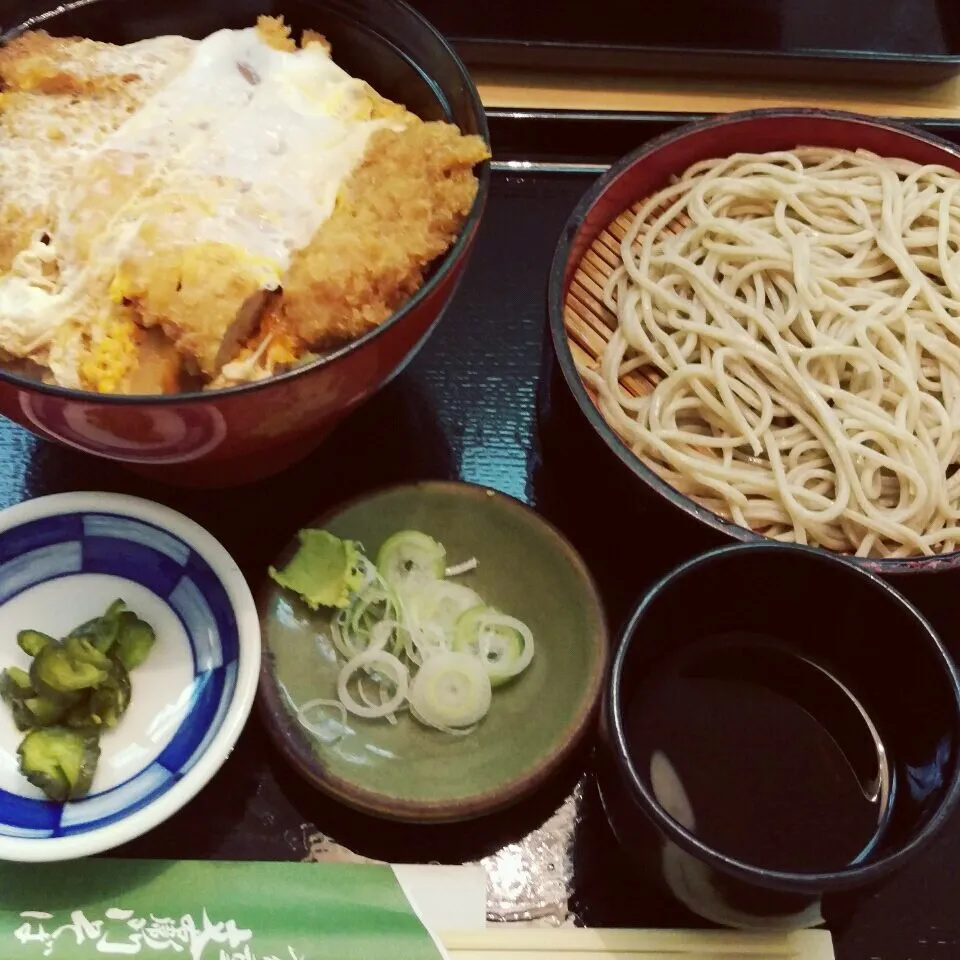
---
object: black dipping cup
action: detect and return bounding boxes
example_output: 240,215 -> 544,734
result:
597,542 -> 960,929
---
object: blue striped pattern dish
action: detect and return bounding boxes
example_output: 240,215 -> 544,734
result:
0,493 -> 260,862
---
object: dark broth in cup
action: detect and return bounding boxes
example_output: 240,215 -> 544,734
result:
624,632 -> 892,874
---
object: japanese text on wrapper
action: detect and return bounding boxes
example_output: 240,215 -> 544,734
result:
13,908 -> 305,960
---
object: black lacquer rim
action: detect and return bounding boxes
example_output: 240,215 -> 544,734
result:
607,540 -> 960,895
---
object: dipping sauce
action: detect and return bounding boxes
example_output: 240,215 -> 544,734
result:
624,633 -> 891,873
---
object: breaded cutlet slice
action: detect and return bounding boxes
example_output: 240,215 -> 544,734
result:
280,119 -> 488,348
0,32 -> 192,271
214,116 -> 488,389
0,30 -> 193,388
0,29 -> 191,94
1,18 -> 488,395
105,16 -> 483,383
111,235 -> 278,378
100,15 -> 426,379
49,308 -> 185,395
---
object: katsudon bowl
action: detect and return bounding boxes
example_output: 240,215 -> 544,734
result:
0,0 -> 490,488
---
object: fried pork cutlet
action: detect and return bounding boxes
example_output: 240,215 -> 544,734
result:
0,28 -> 193,387
0,17 -> 489,395
0,32 -> 192,272
282,121 -> 487,347
213,118 -> 488,389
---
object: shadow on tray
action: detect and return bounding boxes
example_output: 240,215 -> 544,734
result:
15,373 -> 457,586
529,350 -> 725,637
263,735 -> 590,868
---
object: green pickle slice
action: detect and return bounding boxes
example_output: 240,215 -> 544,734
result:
18,727 -> 101,802
3,599 -> 156,802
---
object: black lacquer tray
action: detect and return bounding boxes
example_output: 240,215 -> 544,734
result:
1,111 -> 960,960
408,0 -> 960,85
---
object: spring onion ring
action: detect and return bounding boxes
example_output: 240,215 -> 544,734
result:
408,652 -> 492,730
296,698 -> 347,743
454,607 -> 535,686
377,531 -> 447,588
276,529 -> 537,736
337,650 -> 409,719
404,580 -> 483,657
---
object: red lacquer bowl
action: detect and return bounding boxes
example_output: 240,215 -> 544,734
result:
547,108 -> 960,576
0,0 -> 490,488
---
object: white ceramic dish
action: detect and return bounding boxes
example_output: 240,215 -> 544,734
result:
0,492 -> 260,861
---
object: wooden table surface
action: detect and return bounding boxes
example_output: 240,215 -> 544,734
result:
474,66 -> 960,119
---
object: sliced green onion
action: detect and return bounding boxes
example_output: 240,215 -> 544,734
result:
406,580 -> 483,639
330,619 -> 359,661
454,607 -> 535,687
353,555 -> 379,590
377,531 -> 446,588
356,676 -> 379,709
338,650 -> 408,719
295,528 -> 537,737
347,585 -> 396,639
408,652 -> 492,730
367,620 -> 397,654
297,699 -> 347,743
445,558 -> 478,577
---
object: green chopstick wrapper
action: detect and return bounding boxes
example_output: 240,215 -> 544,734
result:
0,860 -> 449,959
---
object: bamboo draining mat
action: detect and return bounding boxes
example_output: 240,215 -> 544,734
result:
441,927 -> 836,960
564,200 -> 659,412
474,68 -> 960,119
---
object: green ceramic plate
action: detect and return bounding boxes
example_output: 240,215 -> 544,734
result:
258,481 -> 608,823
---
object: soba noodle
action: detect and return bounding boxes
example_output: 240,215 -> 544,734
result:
580,148 -> 960,558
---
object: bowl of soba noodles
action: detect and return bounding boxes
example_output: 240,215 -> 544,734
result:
547,108 -> 960,575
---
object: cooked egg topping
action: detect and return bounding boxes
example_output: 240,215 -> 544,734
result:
0,22 -> 405,381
